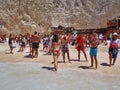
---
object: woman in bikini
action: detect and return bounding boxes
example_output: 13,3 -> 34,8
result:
52,34 -> 61,71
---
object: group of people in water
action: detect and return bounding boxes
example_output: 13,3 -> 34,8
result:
7,31 -> 120,71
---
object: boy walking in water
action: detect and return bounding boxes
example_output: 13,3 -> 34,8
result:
89,33 -> 99,69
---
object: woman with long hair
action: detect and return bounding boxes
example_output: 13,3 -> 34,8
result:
52,34 -> 61,71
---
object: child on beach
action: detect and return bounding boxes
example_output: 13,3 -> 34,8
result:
19,35 -> 26,52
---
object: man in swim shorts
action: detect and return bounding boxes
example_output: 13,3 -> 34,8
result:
89,32 -> 99,69
31,32 -> 40,58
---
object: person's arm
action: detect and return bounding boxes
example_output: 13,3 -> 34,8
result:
117,39 -> 120,48
59,40 -> 62,50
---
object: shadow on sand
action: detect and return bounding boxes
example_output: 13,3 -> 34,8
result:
24,55 -> 32,58
5,52 -> 12,54
70,59 -> 87,62
43,53 -> 52,56
100,63 -> 110,66
51,61 -> 64,64
78,66 -> 95,69
5,49 -> 10,51
40,50 -> 45,52
42,66 -> 54,71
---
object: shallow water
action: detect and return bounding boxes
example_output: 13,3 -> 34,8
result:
0,62 -> 120,90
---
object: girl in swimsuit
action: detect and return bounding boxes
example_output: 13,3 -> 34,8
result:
52,34 -> 61,71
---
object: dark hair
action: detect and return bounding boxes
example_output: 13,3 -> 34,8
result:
52,34 -> 58,42
9,33 -> 12,38
34,31 -> 37,35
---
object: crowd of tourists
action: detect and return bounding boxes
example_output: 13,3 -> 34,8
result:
6,31 -> 120,71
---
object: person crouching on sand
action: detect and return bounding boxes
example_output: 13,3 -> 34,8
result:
89,33 -> 99,69
52,34 -> 61,71
108,32 -> 120,66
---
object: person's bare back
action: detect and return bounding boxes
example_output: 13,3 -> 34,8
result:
32,35 -> 40,43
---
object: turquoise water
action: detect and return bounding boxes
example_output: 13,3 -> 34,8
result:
0,63 -> 120,90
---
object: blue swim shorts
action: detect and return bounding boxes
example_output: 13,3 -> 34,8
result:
90,48 -> 98,56
109,47 -> 118,59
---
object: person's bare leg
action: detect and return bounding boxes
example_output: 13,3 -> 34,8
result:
37,48 -> 38,57
53,55 -> 56,71
78,51 -> 80,61
67,52 -> 71,63
112,58 -> 117,65
62,52 -> 65,63
32,48 -> 34,58
83,51 -> 88,61
54,55 -> 58,71
29,45 -> 32,55
109,53 -> 112,66
90,56 -> 94,67
10,47 -> 13,54
94,56 -> 98,69
21,47 -> 23,52
35,48 -> 38,58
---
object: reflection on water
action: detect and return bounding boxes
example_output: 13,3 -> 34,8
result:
0,62 -> 120,90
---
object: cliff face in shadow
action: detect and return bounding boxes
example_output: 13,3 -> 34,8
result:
0,0 -> 120,35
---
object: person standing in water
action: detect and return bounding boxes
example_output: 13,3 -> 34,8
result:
89,33 -> 99,69
108,33 -> 120,66
52,34 -> 61,71
61,36 -> 71,63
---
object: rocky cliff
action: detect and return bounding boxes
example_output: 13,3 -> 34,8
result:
0,0 -> 120,35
